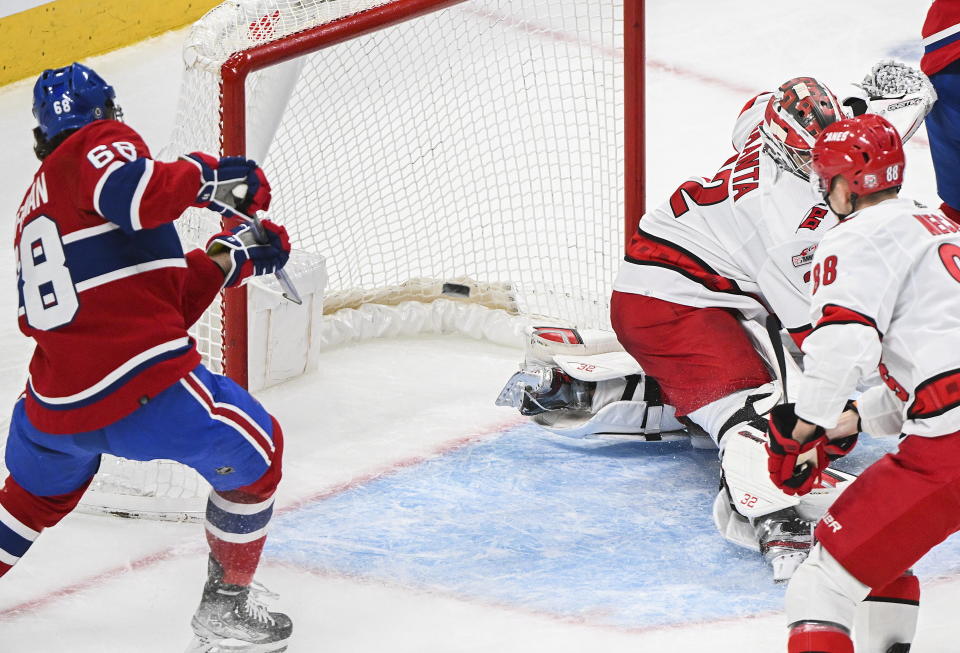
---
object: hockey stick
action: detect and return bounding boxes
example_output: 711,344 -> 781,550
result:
765,314 -> 788,402
227,185 -> 302,305
766,314 -> 819,474
239,211 -> 303,305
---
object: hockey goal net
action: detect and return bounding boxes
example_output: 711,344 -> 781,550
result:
60,0 -> 643,520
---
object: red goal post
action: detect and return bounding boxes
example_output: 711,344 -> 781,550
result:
0,0 -> 647,523
172,0 -> 646,388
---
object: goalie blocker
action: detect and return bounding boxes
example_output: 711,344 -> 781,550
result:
496,326 -> 693,441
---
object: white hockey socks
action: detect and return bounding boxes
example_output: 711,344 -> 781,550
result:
854,573 -> 920,653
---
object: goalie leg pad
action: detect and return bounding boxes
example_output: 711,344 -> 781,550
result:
719,420 -> 800,519
711,488 -> 760,552
498,334 -> 687,438
687,382 -> 780,449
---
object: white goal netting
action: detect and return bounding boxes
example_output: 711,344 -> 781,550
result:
33,0 -> 627,521
166,0 -> 626,371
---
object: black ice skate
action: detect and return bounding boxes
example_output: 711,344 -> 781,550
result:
755,507 -> 813,583
186,557 -> 292,653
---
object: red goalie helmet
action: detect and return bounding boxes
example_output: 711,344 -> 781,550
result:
760,76 -> 844,181
810,113 -> 905,198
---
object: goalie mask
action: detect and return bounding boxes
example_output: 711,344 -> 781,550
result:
760,76 -> 843,181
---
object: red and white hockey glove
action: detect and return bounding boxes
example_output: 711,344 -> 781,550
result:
766,403 -> 828,496
183,152 -> 272,217
206,220 -> 290,288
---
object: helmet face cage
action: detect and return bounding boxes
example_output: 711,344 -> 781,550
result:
760,77 -> 843,181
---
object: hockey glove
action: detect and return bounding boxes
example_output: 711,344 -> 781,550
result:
860,60 -> 934,100
183,152 -> 272,217
856,60 -> 937,143
766,403 -> 828,496
206,220 -> 290,288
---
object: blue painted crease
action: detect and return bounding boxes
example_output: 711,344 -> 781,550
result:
268,424 -> 959,629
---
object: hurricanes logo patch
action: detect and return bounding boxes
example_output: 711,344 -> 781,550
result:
792,244 -> 817,267
799,206 -> 829,231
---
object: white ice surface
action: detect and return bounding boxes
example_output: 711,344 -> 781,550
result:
1,2 -> 958,651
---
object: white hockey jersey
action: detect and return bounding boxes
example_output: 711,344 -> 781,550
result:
613,95 -> 841,340
795,197 -> 960,439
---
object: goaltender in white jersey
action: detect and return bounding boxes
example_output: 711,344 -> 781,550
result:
613,90 -> 835,339
609,64 -> 937,581
499,63 -> 937,583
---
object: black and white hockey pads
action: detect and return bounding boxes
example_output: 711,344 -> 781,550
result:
495,326 -> 686,439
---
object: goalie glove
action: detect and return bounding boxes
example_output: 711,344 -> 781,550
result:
182,153 -> 272,218
860,60 -> 936,100
206,220 -> 290,288
766,403 -> 828,496
845,60 -> 937,143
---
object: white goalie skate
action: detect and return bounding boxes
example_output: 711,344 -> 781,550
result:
186,557 -> 292,653
754,507 -> 814,583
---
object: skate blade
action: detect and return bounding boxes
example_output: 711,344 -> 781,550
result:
186,634 -> 288,653
769,551 -> 808,583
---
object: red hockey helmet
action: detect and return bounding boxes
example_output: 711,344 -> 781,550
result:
760,76 -> 844,181
810,113 -> 905,200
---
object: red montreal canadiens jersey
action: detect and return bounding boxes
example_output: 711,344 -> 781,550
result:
613,96 -> 840,343
795,198 -> 960,438
921,0 -> 960,76
14,120 -> 225,434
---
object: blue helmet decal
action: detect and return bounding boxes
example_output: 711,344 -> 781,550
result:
32,62 -> 117,140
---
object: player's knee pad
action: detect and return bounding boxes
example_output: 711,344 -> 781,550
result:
787,544 -> 870,631
854,573 -> 920,653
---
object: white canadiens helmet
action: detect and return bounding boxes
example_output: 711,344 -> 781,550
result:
759,76 -> 844,181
